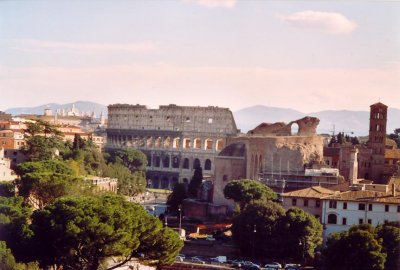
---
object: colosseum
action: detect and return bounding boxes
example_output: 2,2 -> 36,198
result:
106,104 -> 238,189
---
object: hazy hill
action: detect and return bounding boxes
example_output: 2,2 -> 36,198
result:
5,101 -> 107,118
5,102 -> 399,136
234,106 -> 400,136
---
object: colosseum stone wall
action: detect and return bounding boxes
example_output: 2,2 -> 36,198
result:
106,104 -> 238,189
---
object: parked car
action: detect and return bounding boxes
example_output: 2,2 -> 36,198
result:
231,260 -> 245,268
190,257 -> 206,264
175,256 -> 184,262
265,262 -> 282,269
242,262 -> 261,270
285,263 -> 300,270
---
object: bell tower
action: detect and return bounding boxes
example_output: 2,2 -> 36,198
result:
368,102 -> 387,182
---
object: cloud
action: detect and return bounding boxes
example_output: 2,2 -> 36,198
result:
281,10 -> 357,35
8,39 -> 159,54
184,0 -> 236,8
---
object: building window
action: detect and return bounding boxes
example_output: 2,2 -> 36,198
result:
343,202 -> 347,210
368,204 -> 373,211
316,200 -> 321,208
342,217 -> 347,225
292,198 -> 297,206
328,214 -> 337,224
329,200 -> 337,209
358,203 -> 366,211
304,199 -> 308,207
367,219 -> 372,224
222,175 -> 228,182
359,219 -> 364,224
385,205 -> 389,212
397,205 -> 400,213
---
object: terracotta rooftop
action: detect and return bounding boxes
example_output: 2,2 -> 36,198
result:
323,190 -> 400,204
282,186 -> 339,198
385,149 -> 400,159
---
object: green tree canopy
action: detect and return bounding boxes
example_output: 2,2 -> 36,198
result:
0,196 -> 33,263
30,194 -> 182,270
321,224 -> 386,270
276,208 -> 323,263
232,200 -> 285,258
23,120 -> 64,161
167,183 -> 187,213
15,160 -> 88,208
0,181 -> 16,197
224,179 -> 277,210
188,166 -> 203,198
375,221 -> 400,270
0,241 -> 24,270
111,148 -> 148,172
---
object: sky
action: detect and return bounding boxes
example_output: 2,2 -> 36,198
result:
0,0 -> 399,113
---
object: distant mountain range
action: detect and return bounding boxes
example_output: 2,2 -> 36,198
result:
233,105 -> 400,136
5,101 -> 107,118
5,102 -> 399,136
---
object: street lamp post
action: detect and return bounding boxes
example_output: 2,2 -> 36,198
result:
252,225 -> 257,260
178,205 -> 182,236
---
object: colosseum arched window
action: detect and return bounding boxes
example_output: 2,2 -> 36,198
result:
205,139 -> 213,150
194,138 -> 201,149
173,137 -> 180,148
205,159 -> 212,170
216,139 -> 224,151
183,158 -> 189,169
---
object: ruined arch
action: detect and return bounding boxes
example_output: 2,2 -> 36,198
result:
290,122 -> 299,135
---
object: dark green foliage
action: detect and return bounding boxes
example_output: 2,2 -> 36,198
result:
0,197 -> 33,263
65,134 -> 107,176
375,222 -> 400,270
388,128 -> 400,148
321,224 -> 386,270
0,181 -> 16,197
30,195 -> 183,270
232,202 -> 323,262
0,241 -> 24,270
328,132 -> 359,147
112,148 -> 148,172
15,160 -> 86,208
224,179 -> 277,210
167,183 -> 187,213
103,162 -> 146,196
232,200 -> 285,258
276,208 -> 323,263
23,120 -> 64,161
188,166 -> 203,198
105,149 -> 148,196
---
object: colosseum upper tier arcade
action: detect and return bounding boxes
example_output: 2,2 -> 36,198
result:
106,104 -> 239,189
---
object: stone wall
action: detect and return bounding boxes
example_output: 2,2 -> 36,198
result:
106,104 -> 238,188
